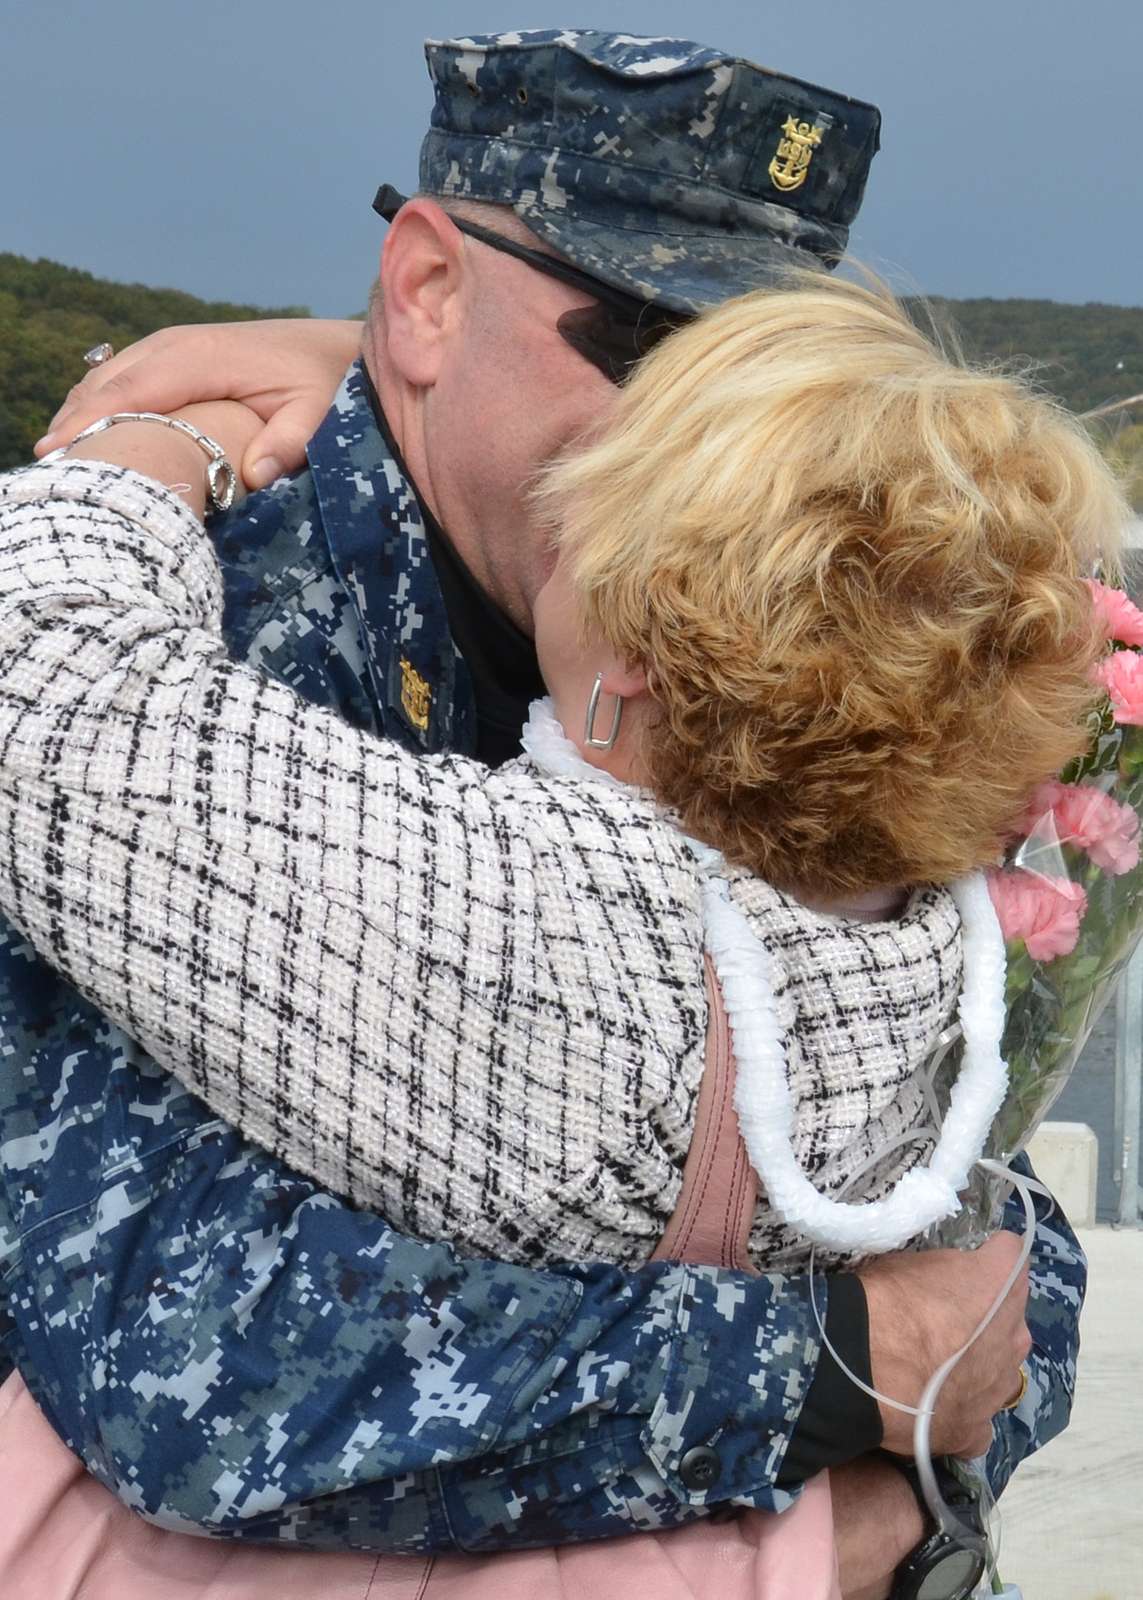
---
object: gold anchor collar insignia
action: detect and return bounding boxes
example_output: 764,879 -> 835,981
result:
398,656 -> 433,733
768,115 -> 825,194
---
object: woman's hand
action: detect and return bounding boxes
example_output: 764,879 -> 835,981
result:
35,319 -> 363,489
62,402 -> 263,521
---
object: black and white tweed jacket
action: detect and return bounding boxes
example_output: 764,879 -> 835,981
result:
0,461 -> 963,1270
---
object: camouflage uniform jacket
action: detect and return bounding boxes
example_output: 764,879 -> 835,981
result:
0,365 -> 1085,1550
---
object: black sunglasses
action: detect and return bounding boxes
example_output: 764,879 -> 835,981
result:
373,185 -> 690,385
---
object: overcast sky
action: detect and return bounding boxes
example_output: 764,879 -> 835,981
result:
4,1 -> 1140,316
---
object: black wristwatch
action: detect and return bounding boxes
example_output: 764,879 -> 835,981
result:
887,1455 -> 989,1600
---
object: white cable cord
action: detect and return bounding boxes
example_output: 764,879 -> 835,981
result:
912,1164 -> 1046,1532
809,1154 -> 1050,1573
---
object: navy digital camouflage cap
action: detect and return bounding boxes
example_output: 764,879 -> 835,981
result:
417,29 -> 882,314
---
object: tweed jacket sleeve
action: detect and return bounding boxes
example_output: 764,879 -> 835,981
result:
0,457 -> 720,1272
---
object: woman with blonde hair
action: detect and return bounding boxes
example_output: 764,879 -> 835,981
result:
0,275 -> 1126,1596
0,272 -> 1121,1272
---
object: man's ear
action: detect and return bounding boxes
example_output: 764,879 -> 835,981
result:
377,200 -> 467,388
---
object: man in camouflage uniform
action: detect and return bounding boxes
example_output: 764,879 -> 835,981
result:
0,26 -> 1081,1584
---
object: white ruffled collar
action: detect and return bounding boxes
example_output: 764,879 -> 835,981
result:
519,696 -> 641,796
520,697 -> 724,870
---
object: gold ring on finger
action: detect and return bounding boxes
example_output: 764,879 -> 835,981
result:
1002,1367 -> 1028,1411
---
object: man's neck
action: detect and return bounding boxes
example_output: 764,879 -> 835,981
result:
363,336 -> 439,522
362,334 -> 534,635
360,339 -> 544,767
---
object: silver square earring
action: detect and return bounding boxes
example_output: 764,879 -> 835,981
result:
584,672 -> 623,750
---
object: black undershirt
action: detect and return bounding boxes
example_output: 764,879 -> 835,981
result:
364,374 -> 544,768
362,368 -> 880,1482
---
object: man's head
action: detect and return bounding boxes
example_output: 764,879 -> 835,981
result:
367,30 -> 882,630
367,191 -> 620,630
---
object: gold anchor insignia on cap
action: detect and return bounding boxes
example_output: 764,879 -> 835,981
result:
398,657 -> 433,733
768,115 -> 825,193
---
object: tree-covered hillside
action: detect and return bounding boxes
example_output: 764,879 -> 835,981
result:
0,253 -> 307,471
922,296 -> 1143,417
2,254 -> 1142,492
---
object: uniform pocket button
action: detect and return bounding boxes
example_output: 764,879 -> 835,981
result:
679,1445 -> 722,1491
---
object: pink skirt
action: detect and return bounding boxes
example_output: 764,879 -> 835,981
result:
0,1371 -> 840,1599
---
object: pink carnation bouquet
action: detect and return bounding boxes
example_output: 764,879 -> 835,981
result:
935,578 -> 1143,1239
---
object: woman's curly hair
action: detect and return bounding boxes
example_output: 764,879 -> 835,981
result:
537,275 -> 1128,898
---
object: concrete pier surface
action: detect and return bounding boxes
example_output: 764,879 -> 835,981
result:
996,1226 -> 1143,1599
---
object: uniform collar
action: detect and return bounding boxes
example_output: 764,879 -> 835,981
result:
363,379 -> 545,768
305,360 -> 473,753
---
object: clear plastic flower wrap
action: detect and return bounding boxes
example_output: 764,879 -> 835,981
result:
932,579 -> 1143,1244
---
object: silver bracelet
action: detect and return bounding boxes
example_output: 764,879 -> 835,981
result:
42,411 -> 238,513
